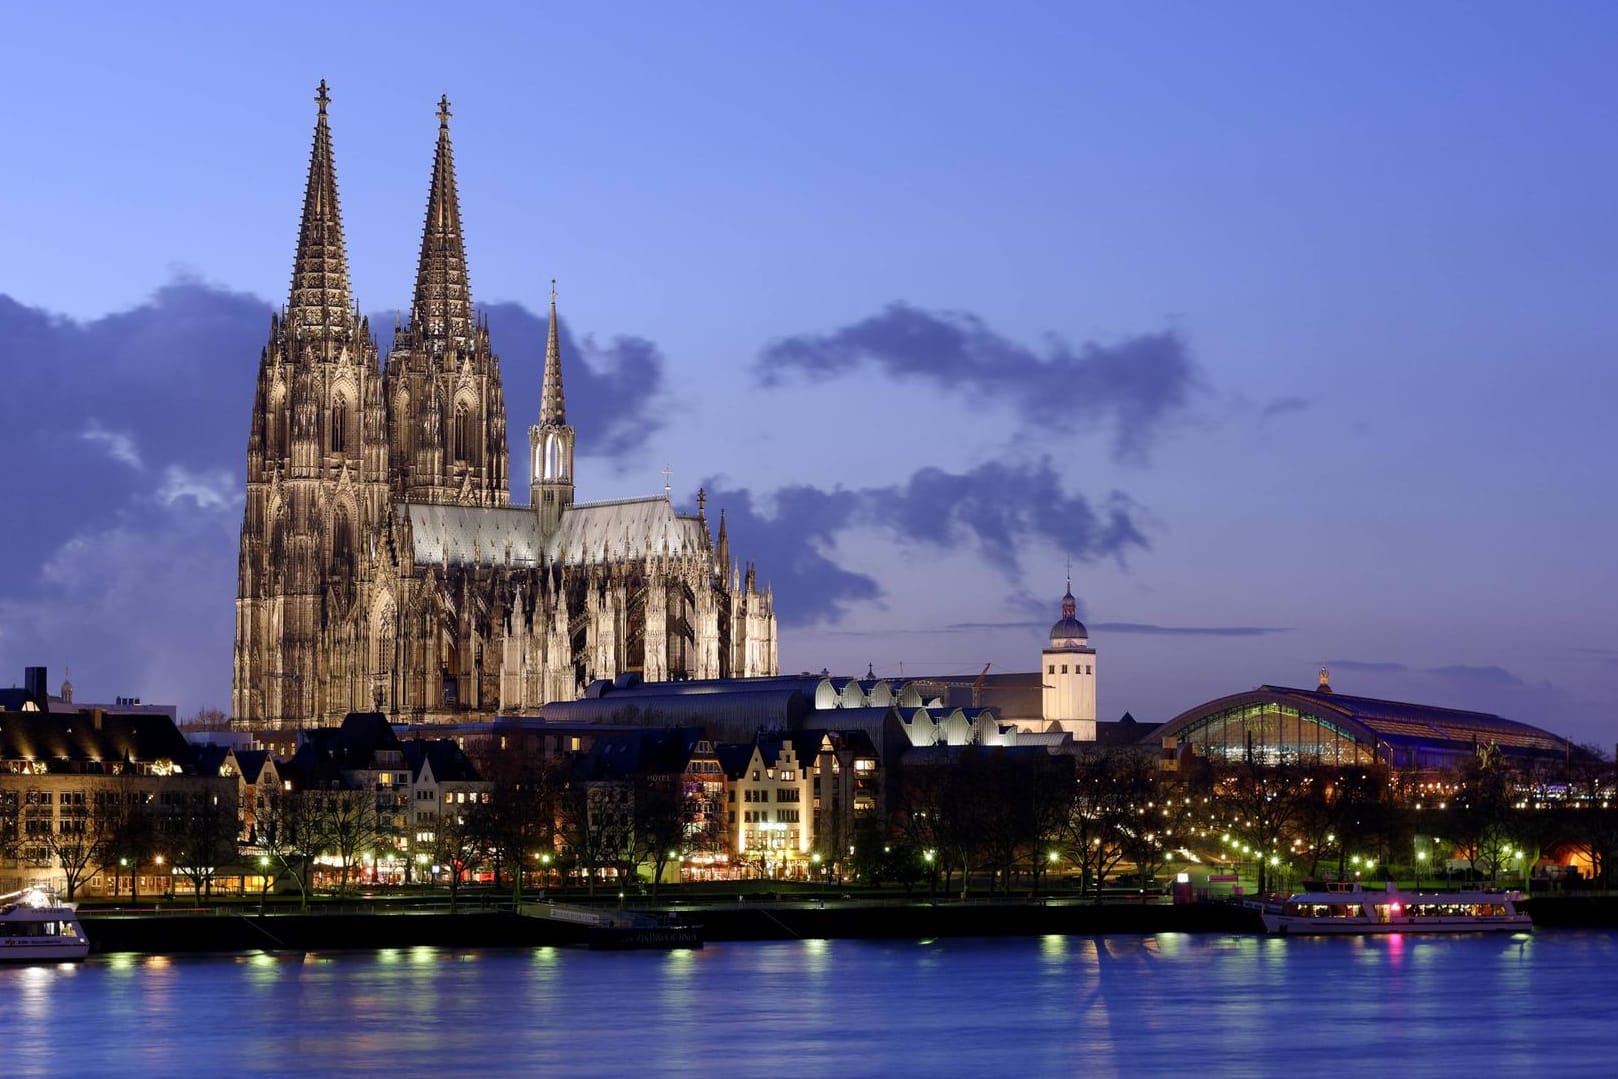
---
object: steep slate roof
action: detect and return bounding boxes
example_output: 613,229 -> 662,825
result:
0,710 -> 198,772
231,749 -> 272,784
586,727 -> 704,780
286,712 -> 404,787
333,712 -> 404,767
713,742 -> 760,781
402,738 -> 481,783
402,497 -> 711,570
1095,714 -> 1162,748
193,744 -> 231,777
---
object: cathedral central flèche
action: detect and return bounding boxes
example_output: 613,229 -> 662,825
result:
233,84 -> 778,729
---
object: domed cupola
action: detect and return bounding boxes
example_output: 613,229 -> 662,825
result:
1049,581 -> 1087,648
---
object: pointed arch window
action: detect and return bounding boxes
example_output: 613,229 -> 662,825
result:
453,403 -> 475,464
332,507 -> 354,577
330,393 -> 349,455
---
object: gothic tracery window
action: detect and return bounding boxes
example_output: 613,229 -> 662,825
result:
331,394 -> 348,454
453,403 -> 474,464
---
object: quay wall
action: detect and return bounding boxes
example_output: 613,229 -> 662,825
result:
81,901 -> 1257,955
80,897 -> 1617,956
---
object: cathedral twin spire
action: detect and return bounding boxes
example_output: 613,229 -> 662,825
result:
410,95 -> 476,352
287,82 -> 486,354
287,79 -> 354,341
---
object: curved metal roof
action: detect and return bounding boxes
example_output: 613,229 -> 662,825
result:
1157,685 -> 1570,758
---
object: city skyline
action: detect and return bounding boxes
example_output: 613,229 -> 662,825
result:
2,4 -> 1615,743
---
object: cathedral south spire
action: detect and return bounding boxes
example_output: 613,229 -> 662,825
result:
385,95 -> 509,506
530,280 -> 576,533
410,94 -> 474,352
288,79 -> 353,341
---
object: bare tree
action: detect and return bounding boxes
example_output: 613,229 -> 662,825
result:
433,802 -> 488,913
33,787 -> 116,900
323,789 -> 382,894
555,770 -> 613,896
630,772 -> 688,897
172,786 -> 239,900
469,746 -> 555,904
100,785 -> 157,902
0,788 -> 19,867
253,787 -> 333,910
1065,749 -> 1152,901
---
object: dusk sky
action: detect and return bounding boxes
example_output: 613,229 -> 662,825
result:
3,4 -> 1616,745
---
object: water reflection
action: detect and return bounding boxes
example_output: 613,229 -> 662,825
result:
2,933 -> 1617,1075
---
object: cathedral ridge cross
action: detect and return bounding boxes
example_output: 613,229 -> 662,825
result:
316,79 -> 331,113
437,94 -> 452,127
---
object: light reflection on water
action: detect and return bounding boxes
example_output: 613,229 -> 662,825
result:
2,931 -> 1614,1076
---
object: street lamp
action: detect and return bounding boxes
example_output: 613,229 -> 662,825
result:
1416,848 -> 1427,890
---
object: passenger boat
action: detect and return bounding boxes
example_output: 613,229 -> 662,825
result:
0,886 -> 90,961
1253,881 -> 1530,935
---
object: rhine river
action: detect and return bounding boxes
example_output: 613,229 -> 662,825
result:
6,931 -> 1617,1076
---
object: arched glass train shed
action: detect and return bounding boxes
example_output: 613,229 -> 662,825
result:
1156,686 -> 1571,771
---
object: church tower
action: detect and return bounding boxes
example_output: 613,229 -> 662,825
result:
529,282 -> 575,533
384,96 -> 509,506
1040,576 -> 1097,740
234,82 -> 395,728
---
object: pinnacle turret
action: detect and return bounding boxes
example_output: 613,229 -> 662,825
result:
539,280 -> 566,426
287,79 -> 353,341
409,94 -> 474,352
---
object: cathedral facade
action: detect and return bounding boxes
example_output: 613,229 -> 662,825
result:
233,84 -> 777,729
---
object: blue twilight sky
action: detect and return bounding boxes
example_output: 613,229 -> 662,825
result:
2,3 -> 1616,744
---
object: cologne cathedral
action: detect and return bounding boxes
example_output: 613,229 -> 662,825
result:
232,84 -> 777,729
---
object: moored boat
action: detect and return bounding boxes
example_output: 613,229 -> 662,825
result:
1253,881 -> 1530,935
588,921 -> 704,950
0,886 -> 90,961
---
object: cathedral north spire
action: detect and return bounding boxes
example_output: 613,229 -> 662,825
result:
287,79 -> 354,340
410,94 -> 474,351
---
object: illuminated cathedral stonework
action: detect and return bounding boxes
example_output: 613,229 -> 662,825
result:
233,84 -> 777,729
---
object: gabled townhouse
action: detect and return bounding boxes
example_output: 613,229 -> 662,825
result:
717,736 -> 813,878
401,737 -> 488,876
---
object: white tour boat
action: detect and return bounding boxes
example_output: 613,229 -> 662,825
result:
1254,881 -> 1531,935
0,886 -> 90,961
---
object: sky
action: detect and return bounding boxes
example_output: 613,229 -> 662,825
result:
3,3 -> 1616,746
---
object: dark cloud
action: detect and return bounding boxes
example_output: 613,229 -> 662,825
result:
1095,623 -> 1292,637
0,282 -> 267,581
1260,396 -> 1309,421
697,482 -> 879,626
757,303 -> 1197,464
705,457 -> 1147,628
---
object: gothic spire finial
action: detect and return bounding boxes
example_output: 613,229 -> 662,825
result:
410,94 -> 473,352
287,80 -> 354,340
539,279 -> 567,426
